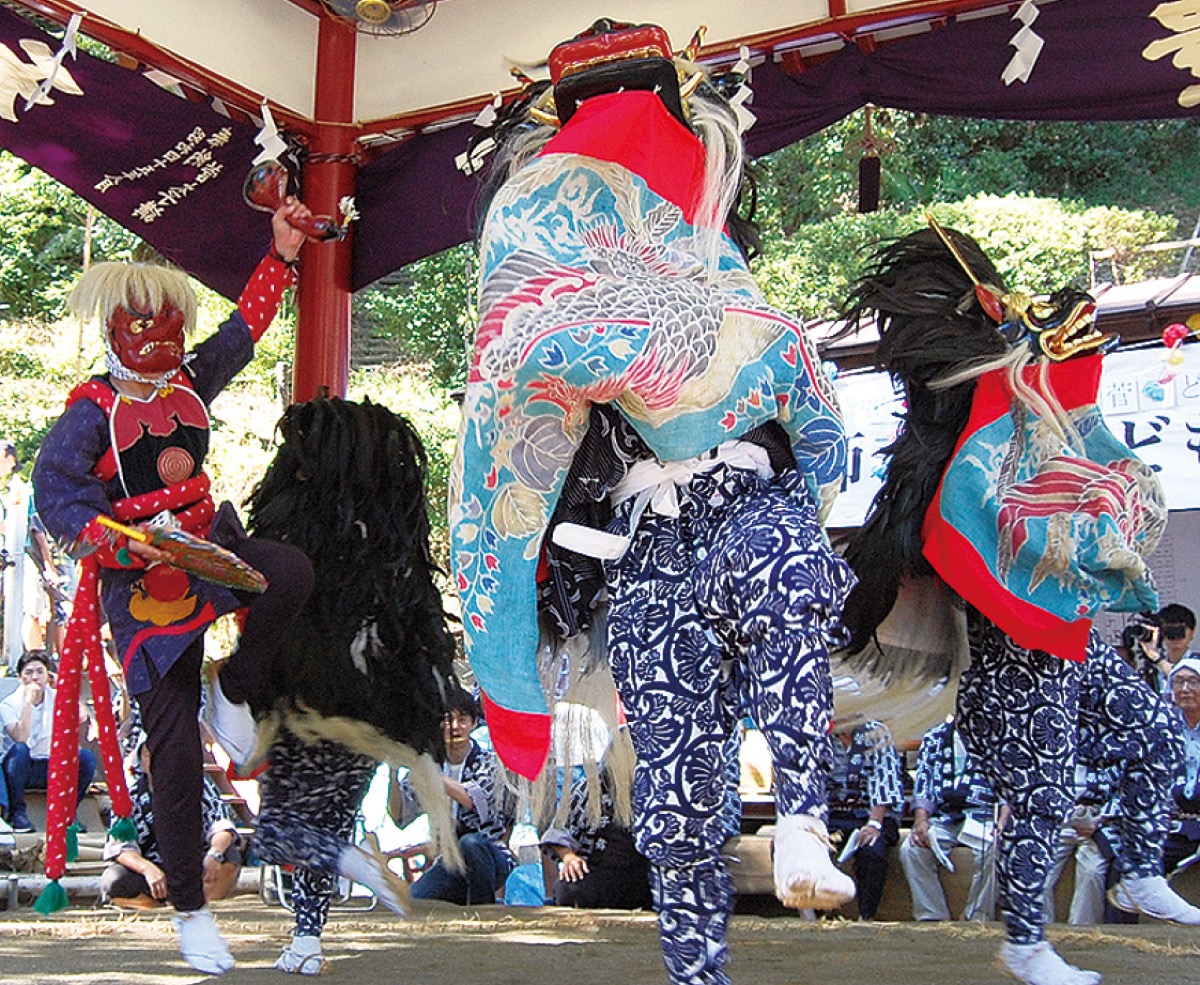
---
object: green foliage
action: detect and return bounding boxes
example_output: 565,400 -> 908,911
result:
1082,206 -> 1182,283
755,193 -> 1180,320
754,209 -> 923,320
236,293 -> 296,390
354,244 -> 476,390
756,110 -> 1200,234
0,153 -> 140,322
0,322 -> 80,469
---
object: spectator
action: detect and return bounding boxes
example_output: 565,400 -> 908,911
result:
825,720 -> 904,920
1042,762 -> 1120,925
100,729 -> 241,909
1118,613 -> 1172,692
900,718 -> 1000,922
1158,604 -> 1198,672
1,442 -> 62,668
0,440 -> 24,669
389,687 -> 515,905
1,647 -> 93,835
0,650 -> 94,833
541,733 -> 652,910
1164,657 -> 1200,877
22,513 -> 69,658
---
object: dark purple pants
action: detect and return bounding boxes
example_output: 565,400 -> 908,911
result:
136,536 -> 312,911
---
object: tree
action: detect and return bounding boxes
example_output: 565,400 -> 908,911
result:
754,194 -> 1178,321
354,244 -> 476,391
0,153 -> 140,322
755,110 -> 1200,236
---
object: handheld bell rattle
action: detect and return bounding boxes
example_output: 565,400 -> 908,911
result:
243,159 -> 357,242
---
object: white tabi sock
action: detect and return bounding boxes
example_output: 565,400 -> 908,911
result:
173,906 -> 235,975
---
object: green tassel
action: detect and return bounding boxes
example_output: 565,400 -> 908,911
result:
66,823 -> 79,863
109,816 -> 137,842
33,879 -> 69,915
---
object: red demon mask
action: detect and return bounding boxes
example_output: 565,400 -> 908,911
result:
107,301 -> 186,376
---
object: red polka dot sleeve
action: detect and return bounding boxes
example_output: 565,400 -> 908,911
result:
237,252 -> 297,342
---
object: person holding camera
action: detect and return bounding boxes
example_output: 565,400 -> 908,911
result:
1123,605 -> 1199,696
1121,616 -> 1171,694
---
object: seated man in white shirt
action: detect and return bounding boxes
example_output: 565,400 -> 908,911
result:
388,688 -> 515,904
1,650 -> 95,833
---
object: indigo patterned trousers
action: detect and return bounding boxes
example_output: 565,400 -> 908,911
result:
957,612 -> 1179,944
254,725 -> 378,938
606,465 -> 853,985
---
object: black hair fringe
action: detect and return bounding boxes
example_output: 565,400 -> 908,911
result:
469,80 -> 553,230
727,164 -> 762,263
245,397 -> 458,759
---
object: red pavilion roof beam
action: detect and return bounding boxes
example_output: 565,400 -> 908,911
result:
711,0 -> 1019,61
7,0 -> 1026,147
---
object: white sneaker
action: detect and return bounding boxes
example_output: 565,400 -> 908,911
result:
203,670 -> 257,766
173,906 -> 235,975
337,833 -> 410,916
772,815 -> 857,910
997,941 -> 1101,985
1109,874 -> 1200,925
275,935 -> 326,976
0,816 -> 14,849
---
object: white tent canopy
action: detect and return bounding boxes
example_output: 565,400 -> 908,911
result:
56,0 -> 981,132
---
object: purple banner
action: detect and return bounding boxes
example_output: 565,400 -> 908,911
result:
353,122 -> 479,291
748,0 -> 1200,156
0,6 -> 272,300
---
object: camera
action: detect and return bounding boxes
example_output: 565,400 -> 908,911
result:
1121,614 -> 1161,653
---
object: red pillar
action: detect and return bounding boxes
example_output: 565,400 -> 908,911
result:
293,16 -> 357,402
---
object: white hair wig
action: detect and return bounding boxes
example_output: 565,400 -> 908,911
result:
69,261 -> 198,337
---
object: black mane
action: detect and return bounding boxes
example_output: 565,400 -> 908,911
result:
839,227 -> 1011,653
246,397 -> 457,757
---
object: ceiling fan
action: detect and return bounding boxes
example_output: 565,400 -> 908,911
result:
319,0 -> 436,37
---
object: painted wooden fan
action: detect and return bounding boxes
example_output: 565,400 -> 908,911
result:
96,515 -> 268,593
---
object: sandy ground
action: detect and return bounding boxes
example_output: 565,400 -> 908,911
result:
2,897 -> 1200,985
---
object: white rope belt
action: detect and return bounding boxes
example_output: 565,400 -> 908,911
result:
551,440 -> 773,561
